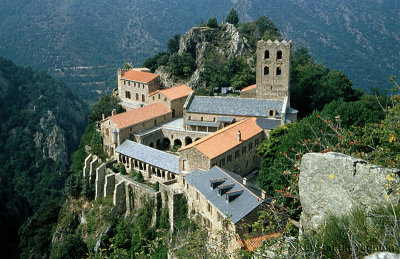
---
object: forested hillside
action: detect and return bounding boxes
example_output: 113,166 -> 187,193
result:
0,57 -> 88,257
0,0 -> 398,102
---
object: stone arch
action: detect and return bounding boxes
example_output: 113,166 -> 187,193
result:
276,67 -> 281,76
174,139 -> 182,147
264,66 -> 269,76
264,50 -> 269,59
156,139 -> 161,149
185,136 -> 193,146
277,50 -> 282,60
195,138 -> 201,141
162,138 -> 171,150
150,142 -> 154,148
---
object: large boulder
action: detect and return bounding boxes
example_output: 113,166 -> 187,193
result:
299,152 -> 400,233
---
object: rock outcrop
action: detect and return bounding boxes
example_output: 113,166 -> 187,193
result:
299,152 -> 400,233
157,23 -> 253,89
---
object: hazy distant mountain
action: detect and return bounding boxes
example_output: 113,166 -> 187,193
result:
0,0 -> 398,101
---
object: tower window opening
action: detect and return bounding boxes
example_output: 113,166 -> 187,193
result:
276,67 -> 281,76
264,50 -> 269,59
264,66 -> 269,76
277,50 -> 282,60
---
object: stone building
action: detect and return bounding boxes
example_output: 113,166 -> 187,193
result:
117,68 -> 160,108
184,166 -> 267,251
148,84 -> 194,117
178,117 -> 265,176
183,93 -> 297,133
101,103 -> 172,156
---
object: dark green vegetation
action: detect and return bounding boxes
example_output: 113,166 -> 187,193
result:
0,56 -> 88,257
0,1 -> 398,102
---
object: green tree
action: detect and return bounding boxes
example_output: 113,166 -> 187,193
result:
168,52 -> 196,78
207,17 -> 218,28
225,8 -> 239,25
167,34 -> 181,54
88,95 -> 125,123
122,62 -> 132,70
136,172 -> 144,183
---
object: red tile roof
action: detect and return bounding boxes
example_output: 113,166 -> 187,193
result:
179,118 -> 263,159
121,69 -> 159,83
238,233 -> 280,251
240,84 -> 256,92
109,103 -> 171,129
149,85 -> 194,100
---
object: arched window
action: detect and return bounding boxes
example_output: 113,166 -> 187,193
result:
264,66 -> 269,76
136,93 -> 139,100
125,91 -> 131,99
264,50 -> 269,59
277,50 -> 282,60
142,94 -> 145,102
276,67 -> 281,76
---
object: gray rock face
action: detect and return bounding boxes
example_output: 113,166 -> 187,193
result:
299,152 -> 399,233
364,252 -> 400,259
157,24 -> 253,90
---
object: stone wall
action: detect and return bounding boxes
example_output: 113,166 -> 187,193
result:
299,152 -> 400,233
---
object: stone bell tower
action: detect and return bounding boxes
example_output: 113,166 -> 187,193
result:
256,39 -> 292,102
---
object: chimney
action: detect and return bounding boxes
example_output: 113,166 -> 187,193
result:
112,109 -> 117,116
237,130 -> 241,142
102,113 -> 105,120
243,177 -> 247,185
261,190 -> 266,200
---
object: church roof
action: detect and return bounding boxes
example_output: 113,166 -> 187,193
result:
179,118 -> 263,159
185,166 -> 264,224
121,69 -> 159,83
109,103 -> 171,129
186,96 -> 283,118
116,140 -> 179,174
149,85 -> 194,101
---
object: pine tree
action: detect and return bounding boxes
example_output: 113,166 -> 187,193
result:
225,8 -> 239,26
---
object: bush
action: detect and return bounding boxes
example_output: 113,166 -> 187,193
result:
136,172 -> 144,183
131,169 -> 137,178
119,164 -> 126,175
207,17 -> 218,28
154,181 -> 159,191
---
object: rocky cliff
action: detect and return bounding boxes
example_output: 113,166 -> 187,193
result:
299,152 -> 400,233
156,23 -> 253,89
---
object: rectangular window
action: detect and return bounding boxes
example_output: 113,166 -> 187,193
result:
196,192 -> 199,200
227,154 -> 232,162
235,150 -> 240,159
217,212 -> 223,222
249,142 -> 253,150
242,146 -> 247,155
207,203 -> 212,214
255,139 -> 259,146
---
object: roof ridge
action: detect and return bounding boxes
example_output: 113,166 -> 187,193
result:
216,166 -> 262,200
178,118 -> 252,152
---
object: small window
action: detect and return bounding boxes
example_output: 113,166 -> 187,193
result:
201,117 -> 203,121
128,81 -> 131,86
152,96 -> 155,100
164,97 -> 167,101
242,146 -> 247,154
255,139 -> 259,146
158,94 -> 160,99
235,150 -> 240,159
142,94 -> 145,102
106,128 -> 109,136
227,154 -> 232,162
207,203 -> 212,214
276,67 -> 281,76
249,142 -> 253,150
188,116 -> 191,120
264,66 -> 269,76
264,50 -> 269,59
196,192 -> 199,200
277,50 -> 282,60
124,80 -> 126,85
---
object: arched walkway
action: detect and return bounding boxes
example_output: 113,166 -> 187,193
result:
156,139 -> 161,149
185,136 -> 193,146
174,139 -> 182,148
162,138 -> 171,150
149,142 -> 154,148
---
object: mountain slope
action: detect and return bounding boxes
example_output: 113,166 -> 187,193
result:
0,56 -> 89,255
0,0 -> 398,101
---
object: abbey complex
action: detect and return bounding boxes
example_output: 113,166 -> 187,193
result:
85,39 -> 297,252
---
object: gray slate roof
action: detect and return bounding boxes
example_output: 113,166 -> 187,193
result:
116,140 -> 179,174
185,120 -> 220,127
217,116 -> 235,123
256,118 -> 282,130
186,96 -> 284,118
185,166 -> 264,224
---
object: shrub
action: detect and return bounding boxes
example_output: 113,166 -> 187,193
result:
154,181 -> 159,191
207,17 -> 218,28
136,172 -> 144,183
119,164 -> 126,175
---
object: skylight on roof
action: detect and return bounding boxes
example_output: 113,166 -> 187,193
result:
218,183 -> 235,195
226,189 -> 244,203
210,177 -> 227,189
